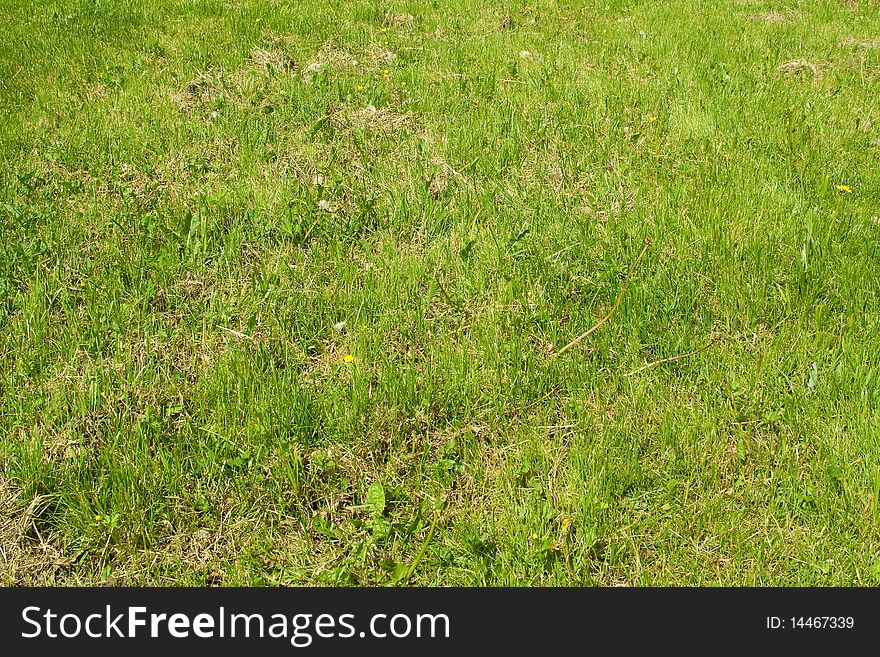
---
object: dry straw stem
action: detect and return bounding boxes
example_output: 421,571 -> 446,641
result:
625,336 -> 719,377
554,240 -> 651,357
220,326 -> 255,342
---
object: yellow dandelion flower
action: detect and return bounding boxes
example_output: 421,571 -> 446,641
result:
356,85 -> 364,91
836,184 -> 852,193
648,114 -> 657,122
343,354 -> 354,363
95,514 -> 103,521
531,533 -> 539,540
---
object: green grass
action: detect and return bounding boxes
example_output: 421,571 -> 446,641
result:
2,0 -> 880,585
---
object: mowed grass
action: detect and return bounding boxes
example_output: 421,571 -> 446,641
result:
1,0 -> 879,585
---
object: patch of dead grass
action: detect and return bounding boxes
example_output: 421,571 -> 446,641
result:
364,44 -> 397,65
0,480 -> 65,584
249,47 -> 296,74
173,51 -> 295,115
776,59 -> 823,77
331,104 -> 413,133
300,42 -> 398,83
301,45 -> 358,82
159,522 -> 253,578
172,72 -> 224,114
386,12 -> 416,31
750,11 -> 792,25
841,37 -> 880,51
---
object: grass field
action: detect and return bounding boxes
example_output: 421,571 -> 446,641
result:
1,0 -> 879,586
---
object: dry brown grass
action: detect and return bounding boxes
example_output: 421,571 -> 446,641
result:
751,12 -> 791,25
172,72 -> 224,113
776,59 -> 823,78
386,12 -> 416,31
331,104 -> 413,133
248,47 -> 296,74
428,168 -> 450,198
173,49 -> 295,116
364,43 -> 397,65
840,37 -> 880,51
301,44 -> 358,81
299,41 -> 398,83
0,480 -> 65,584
